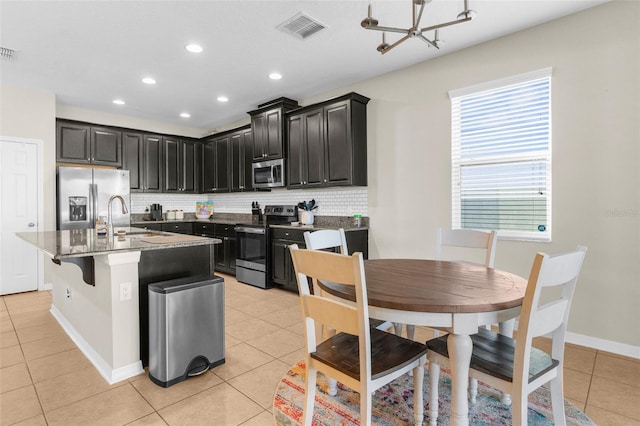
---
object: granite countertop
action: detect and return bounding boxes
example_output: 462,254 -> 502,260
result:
131,219 -> 368,231
269,224 -> 368,232
132,218 -> 240,225
17,227 -> 221,260
131,213 -> 369,231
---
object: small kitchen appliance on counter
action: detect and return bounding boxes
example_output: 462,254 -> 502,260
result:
235,204 -> 298,289
150,204 -> 163,221
251,201 -> 263,223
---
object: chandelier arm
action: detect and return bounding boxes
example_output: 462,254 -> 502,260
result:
420,16 -> 472,33
418,34 -> 440,49
380,34 -> 411,54
363,25 -> 411,35
415,1 -> 426,29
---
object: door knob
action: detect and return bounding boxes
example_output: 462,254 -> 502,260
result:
28,222 -> 35,227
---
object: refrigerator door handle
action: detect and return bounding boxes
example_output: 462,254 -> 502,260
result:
91,183 -> 98,227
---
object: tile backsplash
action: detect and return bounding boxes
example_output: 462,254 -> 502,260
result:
130,187 -> 368,216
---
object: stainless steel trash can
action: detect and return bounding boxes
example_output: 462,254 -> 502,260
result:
148,274 -> 225,387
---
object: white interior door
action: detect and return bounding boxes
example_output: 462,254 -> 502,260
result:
0,139 -> 40,295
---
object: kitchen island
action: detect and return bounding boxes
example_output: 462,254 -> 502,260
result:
18,227 -> 221,384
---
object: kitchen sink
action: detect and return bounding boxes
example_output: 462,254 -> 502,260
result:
124,231 -> 168,238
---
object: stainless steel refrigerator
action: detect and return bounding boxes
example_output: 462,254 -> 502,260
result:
57,166 -> 131,231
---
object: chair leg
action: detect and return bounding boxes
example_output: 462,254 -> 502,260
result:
550,375 -> 567,425
327,377 -> 338,396
407,324 -> 415,340
303,365 -> 317,426
321,327 -> 338,396
393,322 -> 403,336
469,377 -> 478,403
428,359 -> 440,426
413,359 -> 425,424
498,320 -> 514,405
360,390 -> 372,426
511,389 -> 528,426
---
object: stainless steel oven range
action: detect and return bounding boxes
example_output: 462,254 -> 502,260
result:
235,205 -> 298,289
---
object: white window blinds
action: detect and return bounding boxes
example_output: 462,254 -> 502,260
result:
450,68 -> 552,241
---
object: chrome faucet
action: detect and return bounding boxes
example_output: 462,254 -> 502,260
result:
107,195 -> 128,237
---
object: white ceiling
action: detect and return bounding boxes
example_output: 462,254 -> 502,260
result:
1,0 -> 608,132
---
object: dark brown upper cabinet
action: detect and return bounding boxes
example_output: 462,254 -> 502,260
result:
181,140 -> 201,193
248,97 -> 299,162
142,134 -> 163,193
163,137 -> 199,193
287,92 -> 369,189
122,131 -> 144,192
202,135 -> 230,193
56,120 -> 122,167
230,126 -> 253,192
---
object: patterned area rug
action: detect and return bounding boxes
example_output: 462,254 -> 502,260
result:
273,361 -> 595,425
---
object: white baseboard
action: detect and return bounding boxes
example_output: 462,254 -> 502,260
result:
50,305 -> 144,384
566,331 -> 640,359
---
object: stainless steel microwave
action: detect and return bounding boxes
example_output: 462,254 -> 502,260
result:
252,158 -> 285,188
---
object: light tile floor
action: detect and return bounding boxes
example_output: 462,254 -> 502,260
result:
1,274 -> 639,425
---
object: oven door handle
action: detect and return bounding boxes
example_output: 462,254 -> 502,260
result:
235,226 -> 266,235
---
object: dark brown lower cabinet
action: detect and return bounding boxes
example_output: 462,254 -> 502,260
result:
271,228 -> 368,293
213,224 -> 236,275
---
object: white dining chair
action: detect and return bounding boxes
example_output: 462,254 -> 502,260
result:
303,229 -> 394,333
426,245 -> 587,426
404,228 -> 498,341
303,228 -> 394,395
289,245 -> 428,425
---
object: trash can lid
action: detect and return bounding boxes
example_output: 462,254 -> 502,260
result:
148,274 -> 224,294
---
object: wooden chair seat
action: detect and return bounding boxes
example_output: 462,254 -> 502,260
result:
426,327 -> 559,383
313,328 -> 428,381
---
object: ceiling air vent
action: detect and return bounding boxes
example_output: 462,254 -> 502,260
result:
277,12 -> 327,40
0,47 -> 16,60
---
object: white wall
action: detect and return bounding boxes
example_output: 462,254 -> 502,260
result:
0,84 -> 57,283
306,1 -> 639,351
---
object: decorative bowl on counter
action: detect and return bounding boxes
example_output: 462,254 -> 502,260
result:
195,213 -> 211,219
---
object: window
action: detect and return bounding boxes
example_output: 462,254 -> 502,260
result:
450,68 -> 552,241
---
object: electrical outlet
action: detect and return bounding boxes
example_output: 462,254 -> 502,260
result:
120,282 -> 132,301
66,288 -> 71,299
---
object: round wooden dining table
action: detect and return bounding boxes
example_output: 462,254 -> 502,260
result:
318,258 -> 528,426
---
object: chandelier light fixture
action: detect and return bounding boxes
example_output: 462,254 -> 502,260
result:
361,0 -> 476,54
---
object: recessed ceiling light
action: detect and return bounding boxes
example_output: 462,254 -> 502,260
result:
185,44 -> 203,53
142,77 -> 156,85
217,96 -> 229,103
112,99 -> 125,105
269,73 -> 282,80
180,112 -> 191,118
